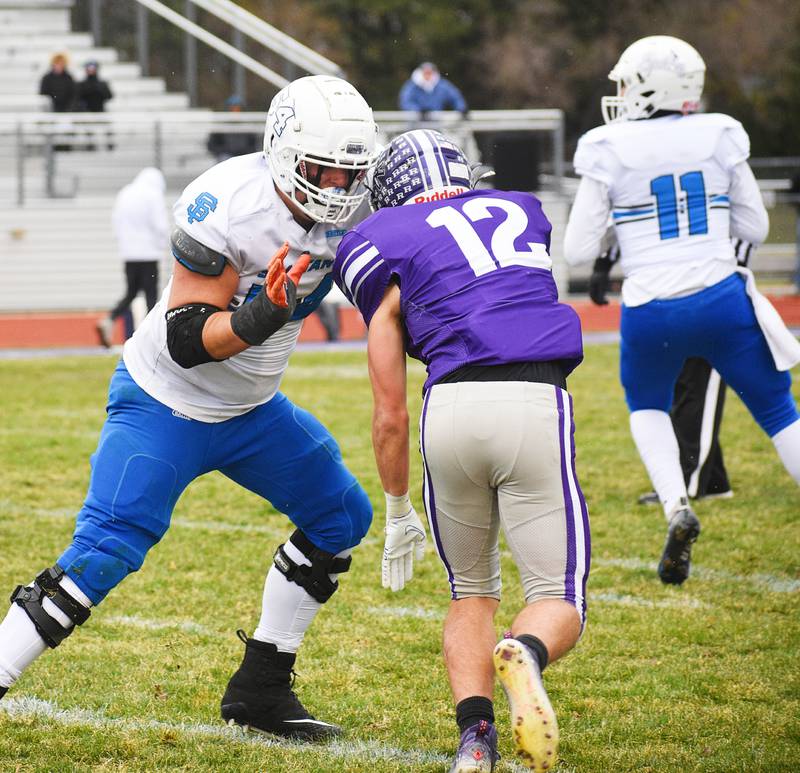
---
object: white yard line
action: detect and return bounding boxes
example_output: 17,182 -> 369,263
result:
95,588 -> 705,644
101,615 -> 216,636
592,591 -> 709,609
5,500 -> 797,593
374,593 -> 708,621
0,696 -> 532,771
0,500 -> 278,536
367,605 -> 442,620
169,517 -> 277,534
593,556 -> 800,593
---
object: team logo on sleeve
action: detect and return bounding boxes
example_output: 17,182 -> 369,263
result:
187,192 -> 218,224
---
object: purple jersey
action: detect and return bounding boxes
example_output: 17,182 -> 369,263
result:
333,189 -> 583,389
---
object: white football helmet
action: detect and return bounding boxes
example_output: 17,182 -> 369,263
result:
601,36 -> 705,124
264,75 -> 378,224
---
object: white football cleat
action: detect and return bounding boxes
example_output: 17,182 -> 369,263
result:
494,638 -> 558,772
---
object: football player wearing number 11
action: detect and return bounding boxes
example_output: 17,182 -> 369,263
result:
564,36 -> 800,586
333,129 -> 589,772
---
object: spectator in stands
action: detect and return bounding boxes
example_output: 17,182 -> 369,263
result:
206,95 -> 261,162
76,60 -> 114,150
398,61 -> 468,119
39,53 -> 76,112
97,168 -> 169,348
76,60 -> 113,112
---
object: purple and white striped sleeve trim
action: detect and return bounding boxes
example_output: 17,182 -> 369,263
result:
335,234 -> 391,325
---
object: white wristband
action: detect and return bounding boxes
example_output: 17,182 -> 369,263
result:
384,491 -> 412,519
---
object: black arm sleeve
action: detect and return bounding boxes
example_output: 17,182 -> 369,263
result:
229,284 -> 296,346
165,303 -> 223,368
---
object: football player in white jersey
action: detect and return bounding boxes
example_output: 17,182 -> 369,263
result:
564,36 -> 800,585
0,76 -> 378,741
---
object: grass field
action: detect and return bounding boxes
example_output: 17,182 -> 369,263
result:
0,345 -> 798,772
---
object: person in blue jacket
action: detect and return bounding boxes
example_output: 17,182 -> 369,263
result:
398,62 -> 467,118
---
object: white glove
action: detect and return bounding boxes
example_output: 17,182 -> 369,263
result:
382,492 -> 427,592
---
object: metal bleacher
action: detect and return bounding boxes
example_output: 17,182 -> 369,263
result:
0,0 -> 265,312
0,1 -> 571,314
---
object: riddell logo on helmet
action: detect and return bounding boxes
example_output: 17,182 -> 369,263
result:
414,187 -> 467,203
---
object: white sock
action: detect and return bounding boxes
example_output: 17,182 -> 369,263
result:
253,541 -> 350,654
630,409 -> 688,519
0,575 -> 93,689
0,605 -> 47,688
772,418 -> 800,483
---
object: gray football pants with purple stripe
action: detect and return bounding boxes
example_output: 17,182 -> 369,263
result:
419,381 -> 590,629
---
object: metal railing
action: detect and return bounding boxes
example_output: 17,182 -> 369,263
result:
0,109 -> 566,205
186,0 -> 341,77
84,0 -> 342,105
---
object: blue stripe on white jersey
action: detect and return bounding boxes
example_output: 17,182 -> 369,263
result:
613,208 -> 656,226
708,193 -> 730,209
614,192 -> 730,227
613,207 -> 655,217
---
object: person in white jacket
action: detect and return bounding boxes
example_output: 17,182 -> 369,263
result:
563,35 -> 800,587
97,167 -> 169,347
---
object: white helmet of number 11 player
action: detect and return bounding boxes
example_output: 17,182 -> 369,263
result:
601,35 -> 706,124
264,75 -> 378,224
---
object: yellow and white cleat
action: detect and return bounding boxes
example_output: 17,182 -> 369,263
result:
493,638 -> 559,772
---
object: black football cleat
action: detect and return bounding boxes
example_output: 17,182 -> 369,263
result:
221,630 -> 341,742
658,499 -> 701,585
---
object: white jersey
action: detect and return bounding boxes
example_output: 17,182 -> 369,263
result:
124,152 -> 368,422
565,113 -> 769,305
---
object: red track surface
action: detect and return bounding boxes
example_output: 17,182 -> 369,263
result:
1,296 -> 799,349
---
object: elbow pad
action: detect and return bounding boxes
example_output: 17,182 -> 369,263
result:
165,303 -> 222,368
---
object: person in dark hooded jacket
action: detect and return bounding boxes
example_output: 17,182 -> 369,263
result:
76,60 -> 113,112
39,53 -> 76,112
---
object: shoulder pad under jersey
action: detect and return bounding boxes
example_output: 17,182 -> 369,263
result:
573,127 -> 618,187
170,227 -> 227,276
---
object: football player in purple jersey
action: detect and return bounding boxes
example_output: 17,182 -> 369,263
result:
333,129 -> 590,773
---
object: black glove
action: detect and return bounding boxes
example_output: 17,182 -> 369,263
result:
732,238 -> 754,267
589,244 -> 620,305
589,259 -> 611,305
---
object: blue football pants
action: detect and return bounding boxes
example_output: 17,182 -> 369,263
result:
58,362 -> 372,605
621,273 -> 798,438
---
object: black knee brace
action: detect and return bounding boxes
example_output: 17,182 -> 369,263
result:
273,530 -> 352,604
11,565 -> 91,648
